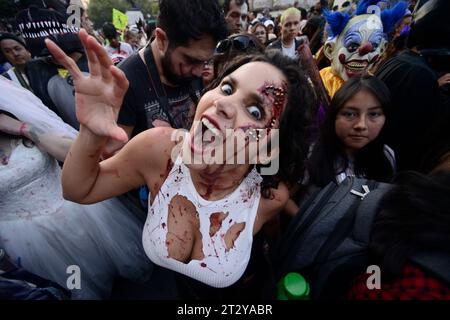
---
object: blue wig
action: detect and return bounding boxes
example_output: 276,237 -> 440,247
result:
325,0 -> 407,38
355,0 -> 380,15
381,1 -> 408,34
323,9 -> 350,38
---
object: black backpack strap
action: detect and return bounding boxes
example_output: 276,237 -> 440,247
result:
143,45 -> 175,127
309,180 -> 379,298
274,182 -> 339,278
189,77 -> 203,106
313,180 -> 379,264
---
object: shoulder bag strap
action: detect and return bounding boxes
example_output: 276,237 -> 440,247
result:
143,45 -> 174,127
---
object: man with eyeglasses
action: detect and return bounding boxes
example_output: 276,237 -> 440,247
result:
223,0 -> 249,34
104,0 -> 227,154
102,0 -> 227,219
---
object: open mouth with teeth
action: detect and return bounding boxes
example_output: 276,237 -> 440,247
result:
190,116 -> 224,155
344,60 -> 369,77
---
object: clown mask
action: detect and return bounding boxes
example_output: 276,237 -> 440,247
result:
324,14 -> 386,81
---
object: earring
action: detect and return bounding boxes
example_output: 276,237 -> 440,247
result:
270,118 -> 276,128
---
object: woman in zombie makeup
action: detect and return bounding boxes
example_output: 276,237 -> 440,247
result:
45,30 -> 314,290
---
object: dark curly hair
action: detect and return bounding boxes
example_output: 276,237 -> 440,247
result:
102,22 -> 117,40
206,50 -> 315,198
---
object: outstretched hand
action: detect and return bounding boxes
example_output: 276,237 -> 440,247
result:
45,29 -> 129,142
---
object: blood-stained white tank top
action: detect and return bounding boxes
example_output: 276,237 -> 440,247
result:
142,156 -> 262,288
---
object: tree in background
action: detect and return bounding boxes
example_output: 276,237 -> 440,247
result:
89,0 -> 159,29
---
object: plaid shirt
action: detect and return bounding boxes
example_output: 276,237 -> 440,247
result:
347,263 -> 450,300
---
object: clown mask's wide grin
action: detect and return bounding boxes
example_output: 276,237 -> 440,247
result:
344,59 -> 369,77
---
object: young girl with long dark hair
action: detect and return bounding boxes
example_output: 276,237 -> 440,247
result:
307,75 -> 395,188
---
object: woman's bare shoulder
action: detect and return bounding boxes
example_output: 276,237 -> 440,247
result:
126,127 -> 184,192
128,127 -> 178,163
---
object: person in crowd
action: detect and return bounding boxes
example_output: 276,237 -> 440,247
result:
370,9 -> 413,74
102,22 -> 134,65
223,0 -> 249,34
261,7 -> 272,22
308,1 -> 324,18
286,74 -> 394,227
106,0 -> 227,152
80,7 -> 103,44
351,101 -> 450,301
306,75 -> 395,189
44,28 -> 315,296
248,11 -> 256,25
391,9 -> 413,40
347,170 -> 450,300
200,33 -> 265,133
14,3 -> 89,130
102,0 -> 227,216
0,77 -> 151,299
299,15 -> 326,56
250,22 -> 269,47
124,25 -> 143,52
213,33 -> 264,82
298,7 -> 308,33
375,0 -> 450,172
320,1 -> 407,98
0,33 -> 32,91
370,12 -> 412,75
264,20 -> 277,42
267,7 -> 303,59
201,58 -> 214,87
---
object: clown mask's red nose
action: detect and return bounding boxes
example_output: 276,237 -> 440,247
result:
358,42 -> 374,55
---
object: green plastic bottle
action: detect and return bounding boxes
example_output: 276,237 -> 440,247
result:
277,272 -> 310,300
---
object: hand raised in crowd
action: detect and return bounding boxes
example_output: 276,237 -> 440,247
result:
45,29 -> 129,142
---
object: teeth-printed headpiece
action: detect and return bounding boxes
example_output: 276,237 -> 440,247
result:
15,4 -> 82,57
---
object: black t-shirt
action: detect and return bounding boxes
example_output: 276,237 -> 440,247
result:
376,50 -> 447,172
117,52 -> 201,137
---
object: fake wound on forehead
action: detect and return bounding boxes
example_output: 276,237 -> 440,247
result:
258,81 -> 288,123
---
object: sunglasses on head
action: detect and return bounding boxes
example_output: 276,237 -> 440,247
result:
216,36 -> 258,54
